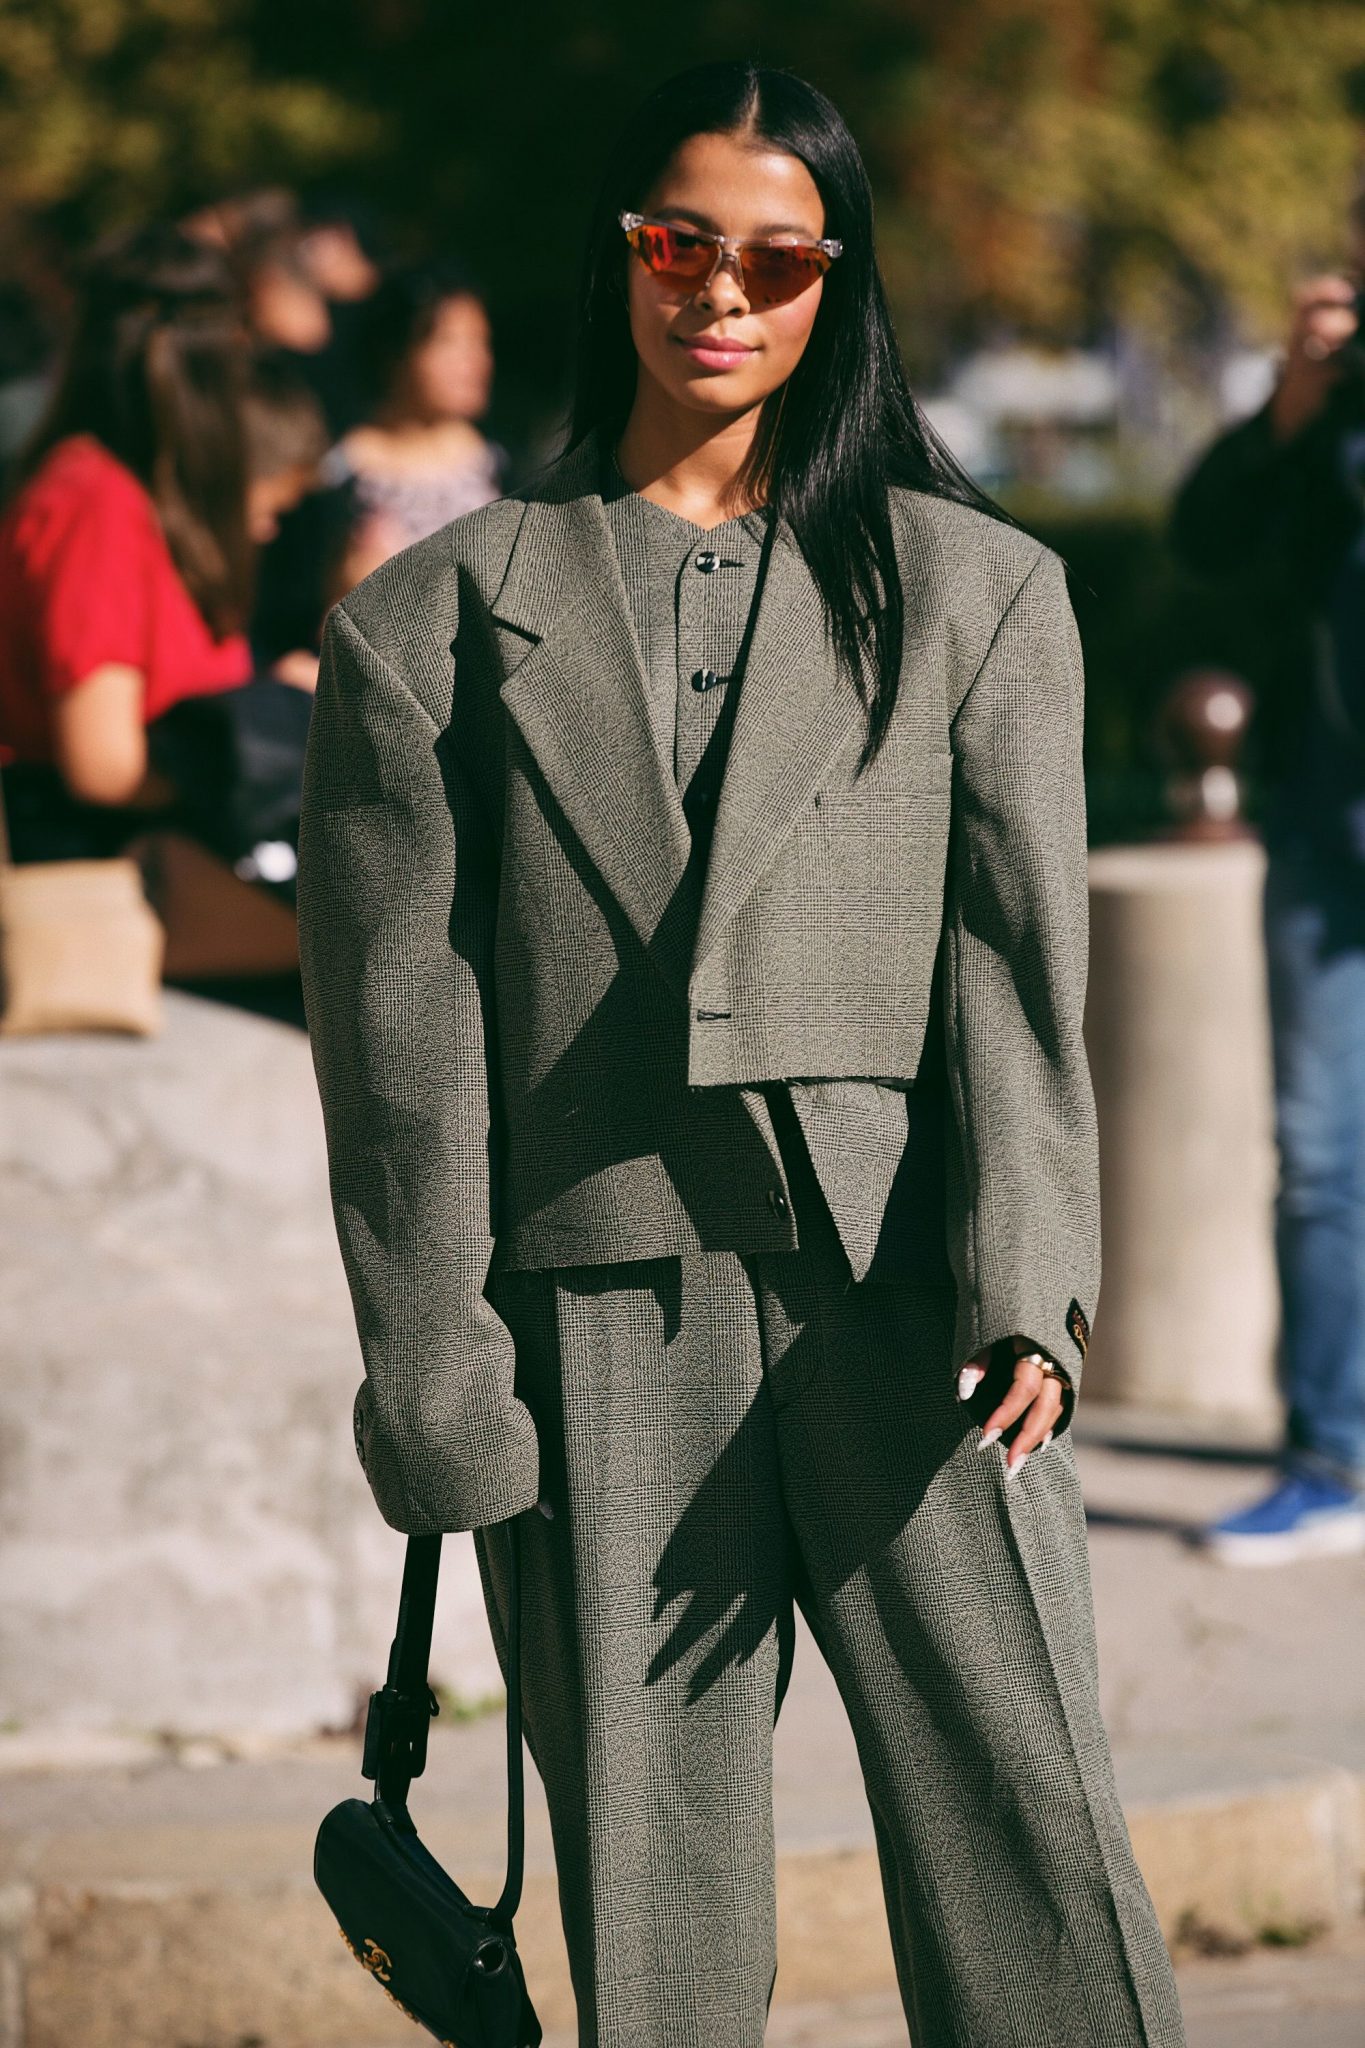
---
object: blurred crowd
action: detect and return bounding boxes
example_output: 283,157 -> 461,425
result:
0,189 -> 515,912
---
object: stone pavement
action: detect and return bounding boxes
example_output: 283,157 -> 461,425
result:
752,1923 -> 1365,2047
1,1412 -> 1361,2046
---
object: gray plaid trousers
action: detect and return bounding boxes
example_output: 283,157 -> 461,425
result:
473,1165 -> 1184,2048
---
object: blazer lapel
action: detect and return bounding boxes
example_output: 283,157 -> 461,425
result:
691,524 -> 863,973
492,437 -> 695,996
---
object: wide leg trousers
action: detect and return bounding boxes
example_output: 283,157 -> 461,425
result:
474,1190 -> 1185,2048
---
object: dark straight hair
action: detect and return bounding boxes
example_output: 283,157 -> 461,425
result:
12,224 -> 252,638
570,61 -> 1019,761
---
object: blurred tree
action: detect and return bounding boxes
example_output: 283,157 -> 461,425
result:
2,0 -> 1364,420
0,0 -> 376,238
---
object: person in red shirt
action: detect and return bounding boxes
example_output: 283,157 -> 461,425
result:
0,225 -> 317,875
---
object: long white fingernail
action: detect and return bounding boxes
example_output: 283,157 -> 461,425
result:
1041,1430 -> 1054,1448
1006,1454 -> 1026,1479
979,1426 -> 1002,1448
957,1366 -> 985,1400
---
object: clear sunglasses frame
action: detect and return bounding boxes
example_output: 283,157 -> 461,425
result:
618,212 -> 844,301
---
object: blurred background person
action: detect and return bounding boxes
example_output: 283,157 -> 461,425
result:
291,192 -> 387,438
251,254 -> 503,662
0,224 -> 321,895
194,186 -> 387,441
0,225 -> 255,860
322,255 -> 502,589
1170,188 -> 1365,1564
237,220 -> 333,358
294,194 -> 384,309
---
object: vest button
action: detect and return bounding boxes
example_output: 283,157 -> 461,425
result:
767,1187 -> 790,1217
695,550 -> 720,573
692,668 -> 723,691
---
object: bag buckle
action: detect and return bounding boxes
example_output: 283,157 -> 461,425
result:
361,1679 -> 439,1800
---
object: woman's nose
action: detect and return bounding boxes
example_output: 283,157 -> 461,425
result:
697,246 -> 750,313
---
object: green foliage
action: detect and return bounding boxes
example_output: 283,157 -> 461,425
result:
255,1 -> 1365,395
430,1681 -> 505,1724
3,2 -> 1364,408
0,0 -> 376,235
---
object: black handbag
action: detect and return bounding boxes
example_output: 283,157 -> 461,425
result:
314,1516 -> 541,2048
146,674 -> 313,896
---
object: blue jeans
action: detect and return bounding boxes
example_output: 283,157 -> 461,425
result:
1263,838 -> 1365,1492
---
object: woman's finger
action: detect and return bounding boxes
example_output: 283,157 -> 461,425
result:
1003,1375 -> 1065,1474
978,1358 -> 1045,1446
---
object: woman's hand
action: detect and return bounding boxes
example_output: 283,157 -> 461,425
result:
1268,272 -> 1357,444
270,648 -> 320,692
955,1335 -> 1070,1477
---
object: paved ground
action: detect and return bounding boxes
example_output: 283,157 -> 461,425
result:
531,1926 -> 1365,2047
3,1409 -> 1362,2048
754,1933 -> 1365,2047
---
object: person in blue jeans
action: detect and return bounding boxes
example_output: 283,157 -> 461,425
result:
1171,216 -> 1365,1562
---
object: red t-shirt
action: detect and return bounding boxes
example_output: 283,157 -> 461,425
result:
0,434 -> 252,766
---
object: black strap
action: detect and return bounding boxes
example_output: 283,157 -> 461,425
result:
492,1515 -> 525,1929
364,1517 -> 526,1930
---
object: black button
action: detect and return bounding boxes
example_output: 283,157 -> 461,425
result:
692,668 -> 723,691
767,1187 -> 790,1216
692,787 -> 714,808
695,550 -> 719,573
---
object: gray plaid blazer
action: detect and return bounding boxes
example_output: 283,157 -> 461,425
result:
297,431 -> 1100,1533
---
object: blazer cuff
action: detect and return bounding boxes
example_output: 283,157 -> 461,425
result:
953,1294 -> 1091,1436
352,1375 -> 541,1534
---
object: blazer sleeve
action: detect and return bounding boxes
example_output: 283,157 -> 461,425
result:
296,599 -> 539,1533
941,545 -> 1100,1425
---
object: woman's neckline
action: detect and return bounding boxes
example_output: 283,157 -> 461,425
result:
603,446 -> 767,538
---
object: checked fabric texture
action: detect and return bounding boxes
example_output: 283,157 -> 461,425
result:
295,431 -> 1180,2045
297,432 -> 1099,1537
472,1146 -> 1183,2048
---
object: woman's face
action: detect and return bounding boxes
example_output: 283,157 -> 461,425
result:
625,129 -> 828,421
403,294 -> 493,421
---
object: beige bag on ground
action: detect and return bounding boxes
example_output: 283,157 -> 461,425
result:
0,783 -> 165,1038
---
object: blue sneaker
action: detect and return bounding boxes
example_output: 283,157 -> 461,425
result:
1199,1472 -> 1365,1566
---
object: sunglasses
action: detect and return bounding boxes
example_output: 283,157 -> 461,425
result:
619,212 -> 843,309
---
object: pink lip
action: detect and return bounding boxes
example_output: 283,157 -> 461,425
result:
676,336 -> 757,368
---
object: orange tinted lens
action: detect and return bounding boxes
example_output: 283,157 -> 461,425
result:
630,223 -> 715,284
740,245 -> 827,307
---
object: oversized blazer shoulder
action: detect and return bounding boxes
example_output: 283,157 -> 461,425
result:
297,431 -> 1100,1534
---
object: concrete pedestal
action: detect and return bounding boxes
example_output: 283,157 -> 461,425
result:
0,993 -> 500,1742
1084,840 -> 1280,1422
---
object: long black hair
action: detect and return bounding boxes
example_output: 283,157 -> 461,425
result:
570,61 -> 1018,761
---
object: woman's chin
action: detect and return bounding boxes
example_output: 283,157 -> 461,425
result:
661,371 -> 773,416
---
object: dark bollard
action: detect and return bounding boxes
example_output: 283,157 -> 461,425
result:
1155,667 -> 1255,842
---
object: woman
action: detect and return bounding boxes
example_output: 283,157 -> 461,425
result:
0,225 -> 319,882
298,63 -> 1185,2048
321,256 -> 504,592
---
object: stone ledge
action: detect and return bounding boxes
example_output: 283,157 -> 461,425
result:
1,1753 -> 1359,2048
